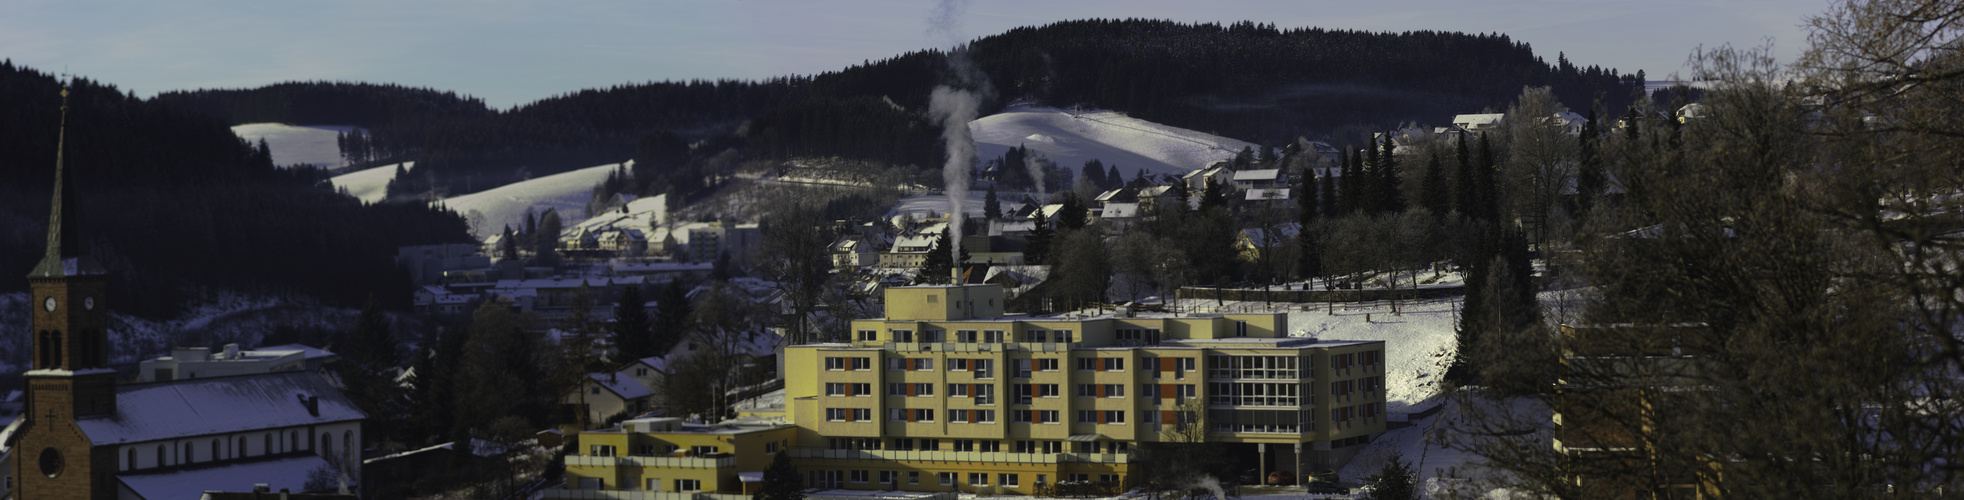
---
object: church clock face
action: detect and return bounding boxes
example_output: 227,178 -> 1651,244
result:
39,447 -> 63,477
43,296 -> 56,312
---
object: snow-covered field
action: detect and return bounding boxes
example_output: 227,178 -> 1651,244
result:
566,194 -> 667,235
970,105 -> 1256,181
328,161 -> 412,204
230,123 -> 361,169
437,161 -> 625,238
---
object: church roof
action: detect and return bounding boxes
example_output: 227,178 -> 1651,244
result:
118,454 -> 341,500
77,371 -> 364,445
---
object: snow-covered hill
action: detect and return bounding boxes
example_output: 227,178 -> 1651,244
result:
437,162 -> 625,238
231,123 -> 361,169
970,105 -> 1256,180
328,161 -> 412,204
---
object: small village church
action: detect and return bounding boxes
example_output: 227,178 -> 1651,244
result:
3,85 -> 366,500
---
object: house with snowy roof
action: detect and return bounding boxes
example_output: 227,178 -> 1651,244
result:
2,102 -> 366,499
1452,113 -> 1506,132
1182,162 -> 1233,192
598,228 -> 648,256
564,371 -> 657,425
1230,168 -> 1287,191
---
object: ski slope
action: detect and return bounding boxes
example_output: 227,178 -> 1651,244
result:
969,105 -> 1255,181
328,162 -> 412,204
437,162 -> 625,238
231,123 -> 361,168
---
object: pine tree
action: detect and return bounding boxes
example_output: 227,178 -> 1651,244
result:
534,209 -> 563,267
921,229 -> 955,284
754,451 -> 805,500
1378,132 -> 1404,213
653,280 -> 691,355
501,225 -> 518,260
1106,164 -> 1122,190
1575,106 -> 1605,218
1476,134 -> 1499,221
1453,133 -> 1476,218
613,285 -> 654,361
1082,160 -> 1108,190
1199,178 -> 1229,213
1421,153 -> 1449,217
1299,169 -> 1319,222
983,184 -> 1001,220
1365,452 -> 1418,500
1025,209 -> 1053,265
1320,171 -> 1338,221
1363,142 -> 1381,213
1057,192 -> 1090,231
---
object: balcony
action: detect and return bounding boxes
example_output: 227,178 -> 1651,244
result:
787,448 -> 1128,464
885,342 -> 1078,353
564,455 -> 737,469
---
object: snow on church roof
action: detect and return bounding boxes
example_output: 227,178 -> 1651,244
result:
119,454 -> 338,500
77,371 -> 364,445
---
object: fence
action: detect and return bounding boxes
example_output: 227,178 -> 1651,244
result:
1178,285 -> 1464,304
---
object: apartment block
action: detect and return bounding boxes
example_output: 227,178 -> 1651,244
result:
554,284 -> 1386,498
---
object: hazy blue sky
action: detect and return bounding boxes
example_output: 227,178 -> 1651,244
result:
2,0 -> 1829,109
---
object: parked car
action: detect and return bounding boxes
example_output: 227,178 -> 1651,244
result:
1305,480 -> 1345,494
1265,470 -> 1295,485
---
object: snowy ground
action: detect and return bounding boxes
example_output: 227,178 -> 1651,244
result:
437,161 -> 625,238
231,123 -> 361,169
970,105 -> 1256,181
566,194 -> 667,236
327,161 -> 412,204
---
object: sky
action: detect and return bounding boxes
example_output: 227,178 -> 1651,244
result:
2,0 -> 1831,110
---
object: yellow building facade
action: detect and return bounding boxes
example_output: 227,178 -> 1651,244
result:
555,284 -> 1386,498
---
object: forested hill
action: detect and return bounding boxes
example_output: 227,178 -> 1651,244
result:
149,20 -> 1640,203
0,62 -> 473,318
832,19 -> 1642,143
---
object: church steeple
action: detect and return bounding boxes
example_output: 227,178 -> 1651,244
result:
29,82 -> 105,279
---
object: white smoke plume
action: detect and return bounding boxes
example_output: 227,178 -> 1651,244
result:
924,0 -> 993,279
929,85 -> 979,274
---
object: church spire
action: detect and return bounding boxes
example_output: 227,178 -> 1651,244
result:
29,80 -> 105,278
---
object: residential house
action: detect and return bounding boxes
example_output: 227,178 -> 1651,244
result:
565,372 -> 658,425
1452,113 -> 1506,132
396,243 -> 492,285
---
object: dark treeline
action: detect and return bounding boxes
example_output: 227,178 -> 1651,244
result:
0,62 -> 473,318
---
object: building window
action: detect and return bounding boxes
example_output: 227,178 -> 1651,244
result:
857,330 -> 877,341
1103,384 -> 1126,397
290,431 -> 300,451
954,440 -> 975,452
983,330 -> 1004,343
1014,440 -> 1037,453
1039,410 -> 1059,423
969,473 -> 989,486
692,445 -> 717,456
126,448 -> 136,471
213,439 -> 223,461
909,471 -> 921,485
1039,384 -> 1059,398
157,445 -> 167,467
850,470 -> 870,483
980,440 -> 1000,452
891,330 -> 914,343
939,472 -> 956,486
977,410 -> 996,423
264,433 -> 272,454
320,433 -> 332,459
646,478 -> 662,491
1014,410 -> 1033,423
591,445 -> 616,457
1104,411 -> 1126,424
956,330 -> 977,343
1037,359 -> 1058,371
1102,358 -> 1125,371
236,436 -> 245,460
675,479 -> 701,491
921,439 -> 939,451
1000,473 -> 1019,487
880,471 -> 898,484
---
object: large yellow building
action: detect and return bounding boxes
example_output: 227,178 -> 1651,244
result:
555,284 -> 1386,497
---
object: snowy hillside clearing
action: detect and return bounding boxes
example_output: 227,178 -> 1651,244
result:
970,105 -> 1256,181
231,123 -> 361,169
328,161 -> 413,204
436,162 -> 626,238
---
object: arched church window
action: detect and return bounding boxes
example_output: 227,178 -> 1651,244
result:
265,433 -> 273,454
237,436 -> 246,458
289,431 -> 299,451
156,445 -> 166,467
182,442 -> 193,464
212,439 -> 221,461
344,431 -> 355,468
320,432 -> 333,459
127,448 -> 136,471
